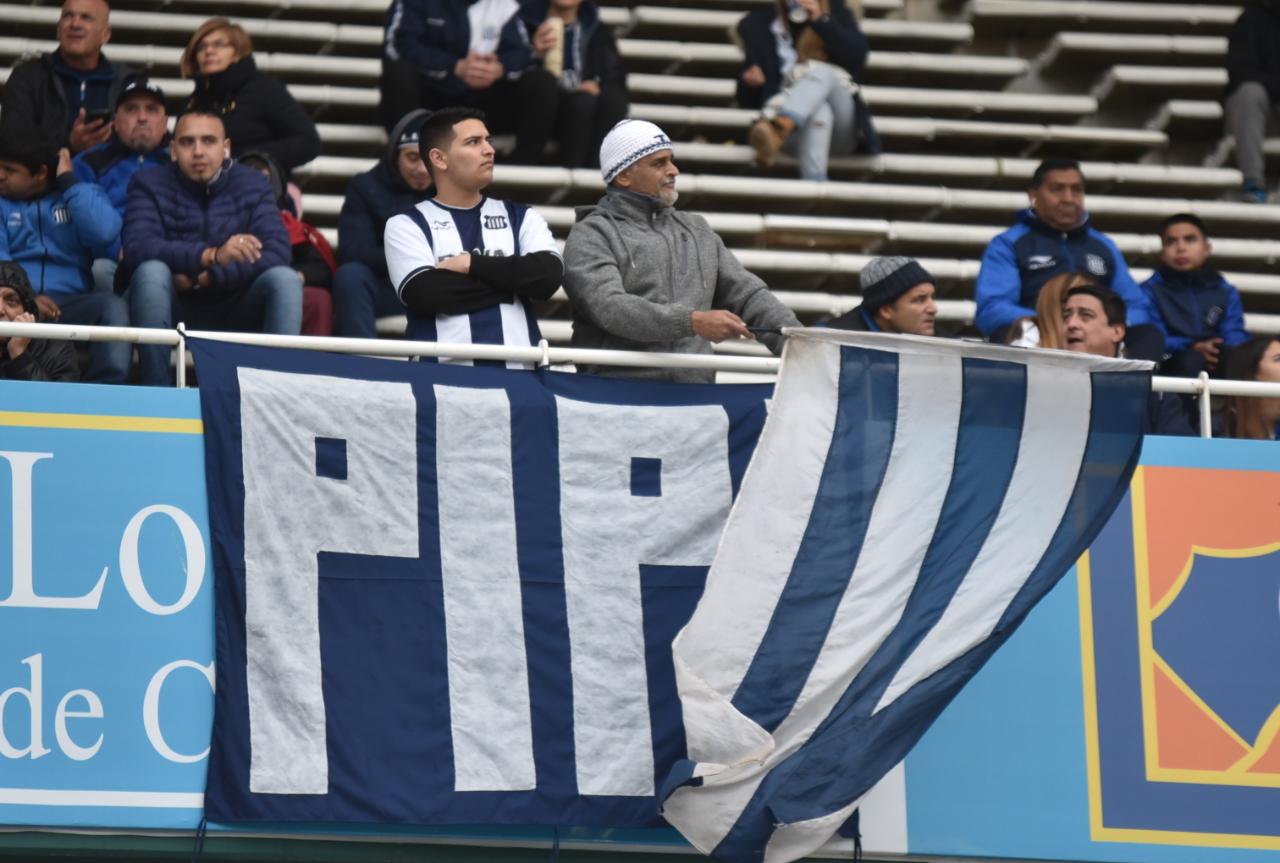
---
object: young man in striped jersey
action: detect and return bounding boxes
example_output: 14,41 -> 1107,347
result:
384,106 -> 562,368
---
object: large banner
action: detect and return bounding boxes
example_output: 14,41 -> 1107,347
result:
190,339 -> 770,827
1,368 -> 1278,862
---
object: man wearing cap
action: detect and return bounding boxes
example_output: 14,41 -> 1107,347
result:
563,118 -> 799,383
333,109 -> 434,339
73,75 -> 170,219
383,106 -> 562,367
827,256 -> 938,336
2,0 -> 133,154
0,261 -> 80,382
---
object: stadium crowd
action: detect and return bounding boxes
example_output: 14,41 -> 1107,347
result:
0,0 -> 1276,438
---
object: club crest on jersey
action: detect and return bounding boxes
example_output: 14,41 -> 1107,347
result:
1085,254 -> 1107,277
484,215 -> 508,231
51,205 -> 70,225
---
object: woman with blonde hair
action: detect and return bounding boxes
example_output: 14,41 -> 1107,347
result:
180,18 -> 320,175
1220,336 -> 1280,440
1006,271 -> 1099,349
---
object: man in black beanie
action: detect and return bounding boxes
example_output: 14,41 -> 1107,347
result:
0,261 -> 80,381
828,256 -> 938,336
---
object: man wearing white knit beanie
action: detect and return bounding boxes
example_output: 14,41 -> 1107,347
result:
563,119 -> 799,383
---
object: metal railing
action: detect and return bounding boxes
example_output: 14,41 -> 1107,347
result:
2,320 -> 1277,440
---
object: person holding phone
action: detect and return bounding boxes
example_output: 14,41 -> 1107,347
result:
1,0 -> 134,154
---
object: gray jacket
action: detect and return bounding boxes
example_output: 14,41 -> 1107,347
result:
563,188 -> 799,383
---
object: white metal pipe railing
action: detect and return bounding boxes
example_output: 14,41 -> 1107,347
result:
1,321 -> 1278,440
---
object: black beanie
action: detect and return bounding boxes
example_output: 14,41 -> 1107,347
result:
859,257 -> 935,311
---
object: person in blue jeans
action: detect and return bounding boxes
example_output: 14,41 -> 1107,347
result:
122,110 -> 299,385
1140,213 -> 1249,377
0,122 -> 129,382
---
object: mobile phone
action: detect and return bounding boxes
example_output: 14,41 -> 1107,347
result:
84,109 -> 112,125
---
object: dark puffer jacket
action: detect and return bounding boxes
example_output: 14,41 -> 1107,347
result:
121,160 -> 290,298
183,56 -> 321,174
0,261 -> 79,382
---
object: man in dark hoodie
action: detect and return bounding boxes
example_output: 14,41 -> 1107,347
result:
974,158 -> 1154,344
1141,214 -> 1249,376
1224,0 -> 1280,202
1,0 -> 133,154
0,261 -> 80,382
521,0 -> 628,168
333,110 -> 434,339
563,119 -> 799,383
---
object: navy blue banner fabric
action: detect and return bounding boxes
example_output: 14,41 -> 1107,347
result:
191,339 -> 770,826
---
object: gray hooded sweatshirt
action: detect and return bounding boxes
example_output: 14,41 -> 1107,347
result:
563,187 -> 800,383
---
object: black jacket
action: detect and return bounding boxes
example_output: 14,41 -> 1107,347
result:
1,51 -> 133,150
518,0 -> 627,93
1226,0 -> 1280,100
735,2 -> 880,154
184,56 -> 321,174
0,261 -> 79,382
337,159 -> 433,278
826,304 -> 876,331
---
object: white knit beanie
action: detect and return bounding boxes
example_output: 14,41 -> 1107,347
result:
599,119 -> 674,184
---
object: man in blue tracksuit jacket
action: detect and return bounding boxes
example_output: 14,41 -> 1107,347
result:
975,157 -> 1154,348
0,122 -> 129,382
1140,212 -> 1249,376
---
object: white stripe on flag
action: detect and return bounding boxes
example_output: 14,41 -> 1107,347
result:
435,385 -> 536,791
673,339 -> 841,724
874,362 -> 1093,714
665,345 -> 962,854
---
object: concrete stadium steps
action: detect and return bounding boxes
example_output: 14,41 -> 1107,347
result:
304,127 -> 1230,189
1033,32 -> 1229,76
0,36 -> 1027,89
292,159 -> 1280,239
968,0 -> 1242,37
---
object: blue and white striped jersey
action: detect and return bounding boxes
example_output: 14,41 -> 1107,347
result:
384,196 -> 559,369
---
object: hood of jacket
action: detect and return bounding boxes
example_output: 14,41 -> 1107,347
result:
0,261 -> 38,315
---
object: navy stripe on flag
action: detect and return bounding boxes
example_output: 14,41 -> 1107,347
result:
729,347 -> 898,733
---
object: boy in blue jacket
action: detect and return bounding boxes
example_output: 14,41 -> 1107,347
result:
1140,213 -> 1249,376
0,123 -> 129,382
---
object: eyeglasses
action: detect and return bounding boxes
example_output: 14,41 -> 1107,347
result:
197,39 -> 234,53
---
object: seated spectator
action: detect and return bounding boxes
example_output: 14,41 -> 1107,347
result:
0,261 -> 80,382
1220,336 -> 1280,439
0,124 -> 128,383
1006,271 -> 1095,349
826,257 -> 938,335
333,110 -> 434,340
520,0 -> 628,168
1061,283 -> 1194,436
239,151 -> 336,336
379,0 -> 558,164
383,107 -> 562,367
974,158 -> 1156,355
123,111 -> 299,386
1141,213 -> 1248,377
1224,0 -> 1280,203
73,75 -> 171,292
1,0 -> 132,154
737,0 -> 879,181
179,18 -> 321,176
563,120 -> 800,382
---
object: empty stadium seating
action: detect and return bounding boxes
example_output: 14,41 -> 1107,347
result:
1,0 -> 1277,342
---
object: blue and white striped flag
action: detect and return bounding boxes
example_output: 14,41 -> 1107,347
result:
661,329 -> 1151,863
